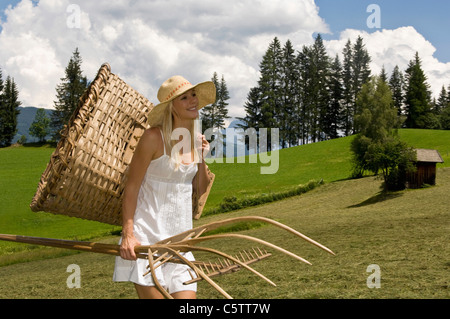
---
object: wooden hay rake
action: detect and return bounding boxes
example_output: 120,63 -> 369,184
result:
0,63 -> 334,298
0,216 -> 334,299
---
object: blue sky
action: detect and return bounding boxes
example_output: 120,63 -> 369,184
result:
316,0 -> 450,62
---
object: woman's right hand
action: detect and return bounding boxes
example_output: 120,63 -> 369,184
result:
119,234 -> 141,260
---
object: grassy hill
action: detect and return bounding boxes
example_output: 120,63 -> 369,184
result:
0,144 -> 120,264
205,129 -> 449,210
0,129 -> 448,265
0,167 -> 448,298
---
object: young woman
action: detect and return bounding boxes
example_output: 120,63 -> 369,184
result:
113,75 -> 216,299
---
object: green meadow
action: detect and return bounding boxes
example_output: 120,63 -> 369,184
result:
0,129 -> 449,298
204,128 -> 449,210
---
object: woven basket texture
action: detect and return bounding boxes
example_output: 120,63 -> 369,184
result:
30,63 -> 153,226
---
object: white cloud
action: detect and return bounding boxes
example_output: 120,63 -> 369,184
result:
0,0 -> 448,121
324,26 -> 450,98
0,0 -> 327,117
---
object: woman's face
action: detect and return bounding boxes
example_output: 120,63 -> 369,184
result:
172,89 -> 199,122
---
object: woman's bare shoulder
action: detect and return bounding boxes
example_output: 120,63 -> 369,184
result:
141,127 -> 162,141
137,127 -> 163,158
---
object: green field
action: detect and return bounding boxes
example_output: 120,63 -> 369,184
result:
0,144 -> 121,264
0,129 -> 449,299
0,167 -> 448,299
206,129 -> 449,207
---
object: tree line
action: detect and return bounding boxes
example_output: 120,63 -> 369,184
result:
2,38 -> 449,148
238,35 -> 450,148
0,47 -> 232,148
0,48 -> 88,147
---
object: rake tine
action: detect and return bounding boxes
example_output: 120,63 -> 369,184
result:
181,231 -> 197,241
143,254 -> 175,276
179,233 -> 313,265
156,216 -> 335,256
203,262 -> 210,274
244,249 -> 252,260
162,246 -> 233,299
184,248 -> 272,285
193,228 -> 208,239
188,269 -> 196,281
158,244 -> 277,287
151,252 -> 170,265
147,248 -> 172,299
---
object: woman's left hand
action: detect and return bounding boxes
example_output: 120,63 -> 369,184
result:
196,134 -> 210,160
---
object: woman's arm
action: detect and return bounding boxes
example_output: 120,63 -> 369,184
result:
119,128 -> 159,260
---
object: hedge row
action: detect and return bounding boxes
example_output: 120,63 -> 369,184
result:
203,179 -> 324,217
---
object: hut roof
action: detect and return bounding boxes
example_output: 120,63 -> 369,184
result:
415,149 -> 444,163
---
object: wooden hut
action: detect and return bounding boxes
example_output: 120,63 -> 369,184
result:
407,149 -> 444,189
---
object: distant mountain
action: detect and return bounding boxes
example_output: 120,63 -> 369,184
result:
13,110 -> 245,147
227,119 -> 245,129
13,106 -> 53,143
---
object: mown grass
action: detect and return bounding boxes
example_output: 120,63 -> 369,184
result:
0,167 -> 448,299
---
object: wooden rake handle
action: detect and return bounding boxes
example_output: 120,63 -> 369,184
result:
0,234 -> 147,259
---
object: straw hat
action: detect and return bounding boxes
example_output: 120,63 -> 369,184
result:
148,75 -> 216,127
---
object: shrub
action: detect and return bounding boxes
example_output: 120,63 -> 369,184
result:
203,179 -> 324,216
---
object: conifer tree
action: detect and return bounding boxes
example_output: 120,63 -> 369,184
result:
201,72 -> 220,130
217,74 -> 230,127
0,76 -> 21,147
280,39 -> 300,147
389,65 -> 404,116
297,46 -> 310,144
238,87 -> 262,130
351,36 -> 372,130
327,55 -> 344,139
435,85 -> 447,115
313,34 -> 331,142
341,40 -> 354,136
0,68 -> 3,98
0,68 -> 4,146
200,72 -> 230,156
258,37 -> 283,129
51,48 -> 88,140
299,34 -> 330,142
200,72 -> 230,130
404,52 -> 433,128
447,84 -> 450,103
379,66 -> 388,83
440,85 -> 450,129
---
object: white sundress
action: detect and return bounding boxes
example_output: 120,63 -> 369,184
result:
113,129 -> 198,290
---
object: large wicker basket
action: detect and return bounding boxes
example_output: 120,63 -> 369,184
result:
30,63 -> 153,226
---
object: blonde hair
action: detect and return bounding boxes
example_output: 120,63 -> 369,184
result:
158,101 -> 200,169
